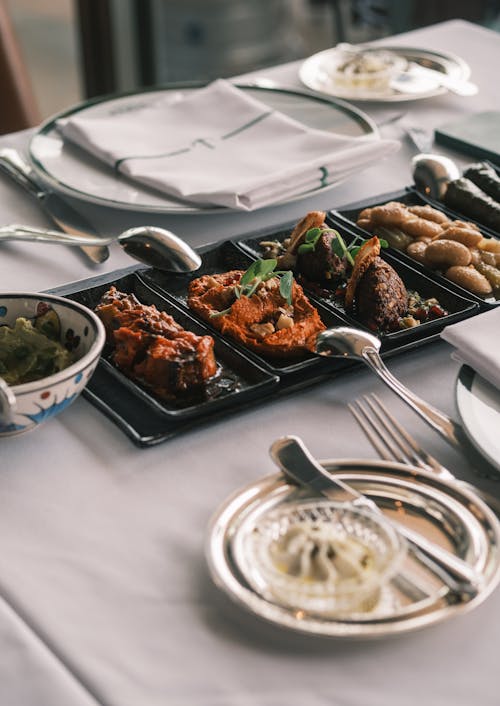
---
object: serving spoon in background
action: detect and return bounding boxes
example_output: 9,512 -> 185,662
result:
0,224 -> 202,273
411,153 -> 461,199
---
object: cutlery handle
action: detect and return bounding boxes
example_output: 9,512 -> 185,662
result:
0,149 -> 109,265
0,377 -> 16,426
410,64 -> 478,97
0,148 -> 43,198
361,346 -> 464,450
0,224 -> 110,246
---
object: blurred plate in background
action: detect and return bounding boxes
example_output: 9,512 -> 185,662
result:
299,46 -> 471,102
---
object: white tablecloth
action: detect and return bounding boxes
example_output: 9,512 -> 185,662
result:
1,20 -> 500,706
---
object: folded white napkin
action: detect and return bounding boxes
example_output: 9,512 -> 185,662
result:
440,308 -> 500,390
57,79 -> 399,211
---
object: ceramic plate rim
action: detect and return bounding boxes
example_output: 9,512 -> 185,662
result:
299,45 -> 471,102
456,365 -> 500,473
28,83 -> 378,215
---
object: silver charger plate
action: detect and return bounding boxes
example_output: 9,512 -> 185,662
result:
299,46 -> 471,102
456,365 -> 500,474
206,459 -> 500,639
28,84 -> 377,215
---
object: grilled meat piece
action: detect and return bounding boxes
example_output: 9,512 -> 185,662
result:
345,237 -> 407,331
355,257 -> 408,331
95,287 -> 216,398
297,231 -> 347,283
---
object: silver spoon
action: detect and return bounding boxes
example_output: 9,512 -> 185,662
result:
315,326 -> 463,451
412,152 -> 460,199
0,377 -> 16,427
0,224 -> 202,273
390,63 -> 478,97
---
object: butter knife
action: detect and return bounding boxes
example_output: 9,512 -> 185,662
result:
0,148 -> 109,264
270,435 -> 483,599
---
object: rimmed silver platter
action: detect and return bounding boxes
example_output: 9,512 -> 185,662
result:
299,46 -> 471,102
206,459 -> 500,639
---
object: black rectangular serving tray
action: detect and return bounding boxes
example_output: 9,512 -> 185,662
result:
49,261 -> 353,447
141,240 -> 353,378
413,161 -> 500,240
48,216 -> 481,448
62,271 -> 279,422
334,187 -> 500,309
237,215 -> 479,346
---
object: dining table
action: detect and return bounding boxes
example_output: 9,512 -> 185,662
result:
1,18 -> 500,706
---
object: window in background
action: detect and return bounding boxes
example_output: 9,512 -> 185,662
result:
7,0 -> 82,120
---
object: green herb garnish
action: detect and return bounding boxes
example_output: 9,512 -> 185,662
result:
297,227 -> 323,254
331,230 -> 355,266
210,259 -> 295,318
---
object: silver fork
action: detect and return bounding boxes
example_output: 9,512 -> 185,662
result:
349,394 -> 500,513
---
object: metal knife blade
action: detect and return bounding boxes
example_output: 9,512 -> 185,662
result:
0,148 -> 109,264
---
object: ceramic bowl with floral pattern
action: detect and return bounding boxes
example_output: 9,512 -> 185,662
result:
0,292 -> 105,436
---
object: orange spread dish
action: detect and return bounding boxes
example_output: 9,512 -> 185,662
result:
187,270 -> 325,359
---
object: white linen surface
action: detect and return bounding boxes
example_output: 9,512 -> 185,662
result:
57,79 -> 399,211
440,308 -> 500,389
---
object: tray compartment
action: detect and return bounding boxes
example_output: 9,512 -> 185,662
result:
59,271 -> 279,422
238,215 -> 479,345
334,187 -> 500,308
141,240 -> 353,377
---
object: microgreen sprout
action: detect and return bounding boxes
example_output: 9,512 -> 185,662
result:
210,259 -> 294,318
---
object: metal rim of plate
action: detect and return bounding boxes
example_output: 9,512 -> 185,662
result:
28,83 -> 378,215
299,46 -> 471,102
206,459 -> 500,639
456,365 -> 500,474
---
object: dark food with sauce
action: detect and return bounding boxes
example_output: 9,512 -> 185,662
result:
95,287 -> 217,398
444,177 -> 500,233
464,162 -> 500,202
261,211 -> 447,332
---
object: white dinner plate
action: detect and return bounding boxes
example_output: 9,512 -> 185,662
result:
456,366 -> 500,473
28,84 -> 377,215
299,45 -> 471,102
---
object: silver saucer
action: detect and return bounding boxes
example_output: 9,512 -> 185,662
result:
206,459 -> 500,639
299,46 -> 471,102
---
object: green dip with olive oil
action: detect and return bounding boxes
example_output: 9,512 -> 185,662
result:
0,317 -> 73,385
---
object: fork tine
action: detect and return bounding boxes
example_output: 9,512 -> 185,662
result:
348,402 -> 392,461
367,394 -> 450,476
351,394 -> 454,479
351,395 -> 500,515
364,394 -> 424,468
348,399 -> 410,465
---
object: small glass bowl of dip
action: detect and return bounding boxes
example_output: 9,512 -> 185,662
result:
234,498 -> 406,617
327,45 -> 407,94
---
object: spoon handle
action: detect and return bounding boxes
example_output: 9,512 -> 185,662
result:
0,377 -> 16,426
361,346 -> 463,450
0,224 -> 112,246
409,64 -> 478,97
